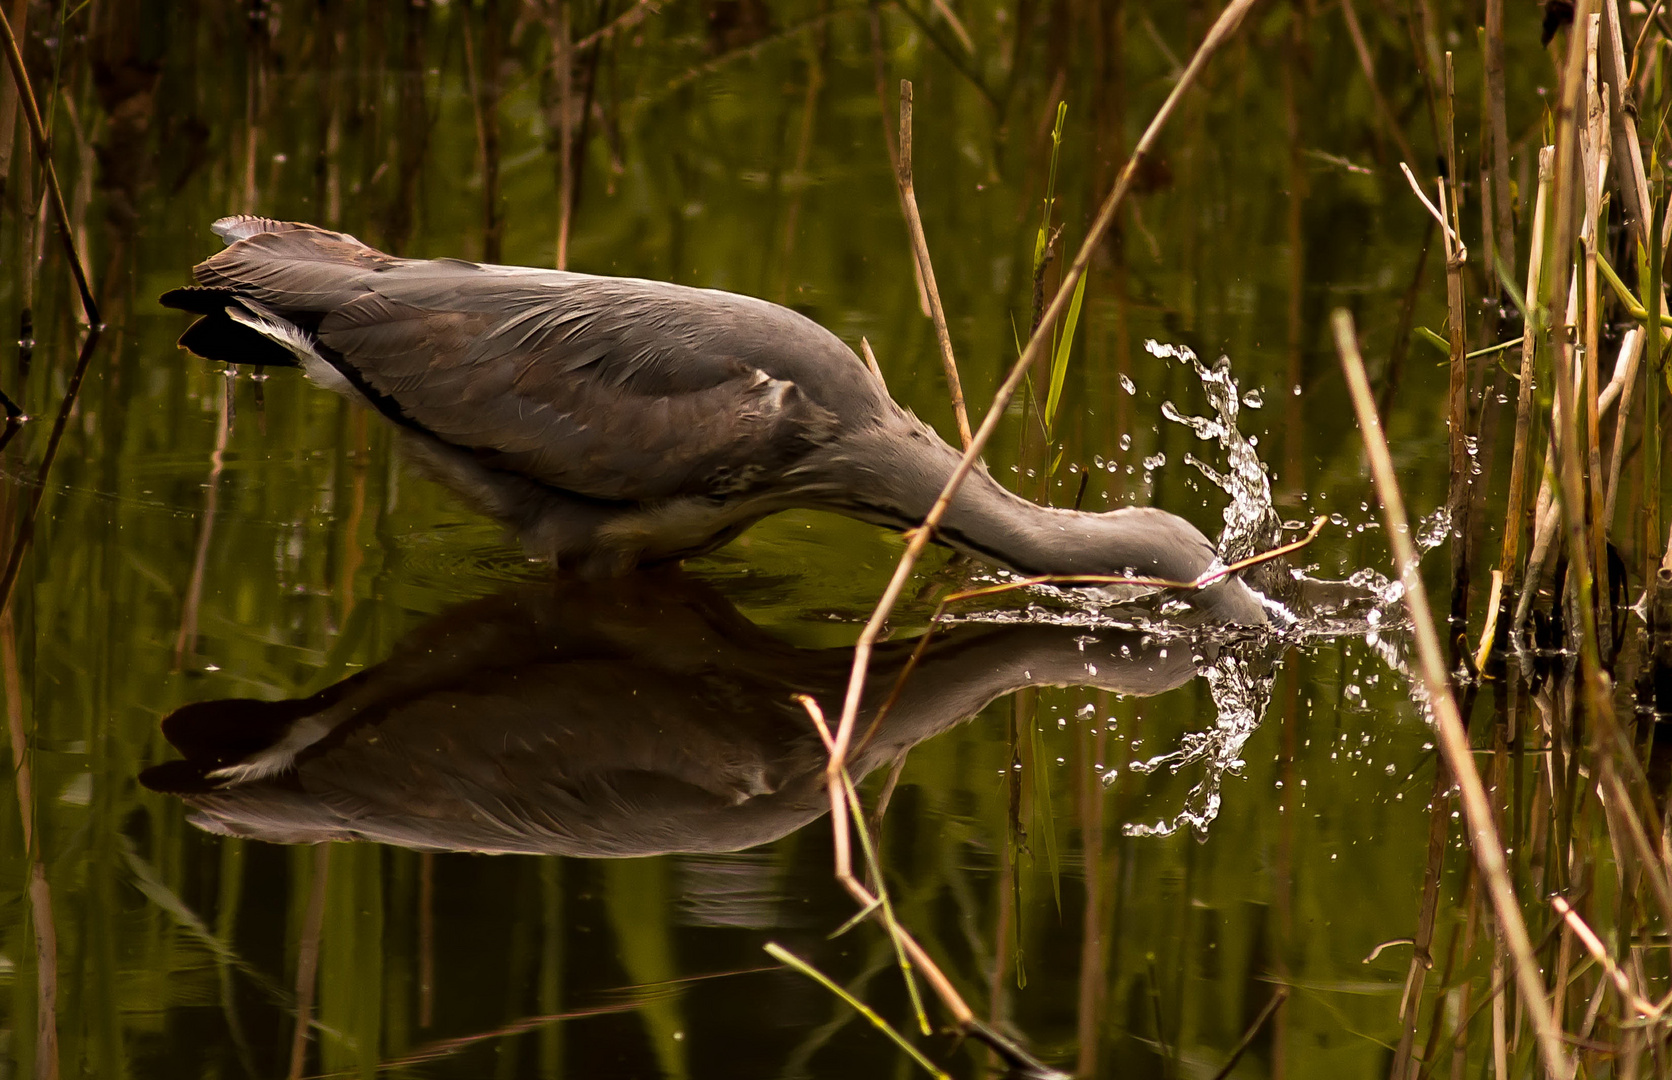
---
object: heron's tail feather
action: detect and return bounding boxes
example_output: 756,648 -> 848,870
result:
211,215 -> 373,251
140,677 -> 366,792
160,288 -> 302,368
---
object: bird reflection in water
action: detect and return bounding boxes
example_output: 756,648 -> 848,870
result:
141,572 -> 1286,855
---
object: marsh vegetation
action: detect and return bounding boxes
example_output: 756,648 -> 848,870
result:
7,0 -> 1672,1077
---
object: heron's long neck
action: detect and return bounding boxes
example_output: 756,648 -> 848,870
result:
830,423 -> 1184,577
817,418 -> 1266,622
850,624 -> 1200,770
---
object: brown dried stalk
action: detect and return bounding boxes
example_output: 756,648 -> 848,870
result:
1501,147 -> 1554,591
895,80 -> 972,450
0,3 -> 97,326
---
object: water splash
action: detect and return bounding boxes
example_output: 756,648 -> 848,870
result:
955,341 -> 1423,841
1115,641 -> 1276,839
1415,507 -> 1450,553
1148,340 -> 1280,563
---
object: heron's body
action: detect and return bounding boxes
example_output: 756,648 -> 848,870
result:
163,216 -> 1266,622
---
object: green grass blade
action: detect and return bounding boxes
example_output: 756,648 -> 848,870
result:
764,943 -> 950,1080
1032,102 -> 1068,276
1029,714 -> 1062,916
837,771 -> 930,1035
1043,270 -> 1088,433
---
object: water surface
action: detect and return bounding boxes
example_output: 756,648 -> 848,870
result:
0,3 -> 1488,1076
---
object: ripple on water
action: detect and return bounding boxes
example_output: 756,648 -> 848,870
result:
394,523 -> 550,597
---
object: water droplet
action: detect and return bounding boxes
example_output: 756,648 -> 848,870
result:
1241,388 -> 1263,408
1119,374 -> 1137,394
1119,434 -> 1132,451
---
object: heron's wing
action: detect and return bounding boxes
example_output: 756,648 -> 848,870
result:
194,227 -> 848,502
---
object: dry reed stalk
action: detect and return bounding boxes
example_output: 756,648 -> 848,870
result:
1281,5 -> 1307,493
1485,0 -> 1517,279
1605,329 -> 1645,520
1582,19 -> 1612,655
1333,308 -> 1573,1080
1492,937 -> 1509,1078
0,326 -> 99,619
1548,905 -> 1577,1061
572,0 -> 658,52
825,0 -> 1263,774
1545,0 -> 1612,722
551,1 -> 574,270
1208,988 -> 1288,1080
0,3 -> 97,326
1600,767 -> 1672,939
1449,882 -> 1482,1078
0,0 -> 23,188
419,851 -> 435,1027
775,27 -> 826,303
867,6 -> 931,317
1646,203 -> 1668,712
1440,53 -> 1471,648
800,698 -> 971,1030
172,379 -> 230,670
1,592 -> 56,1080
1339,0 -> 1420,167
240,10 -> 263,215
27,860 -> 57,1080
1601,1 -> 1657,253
861,337 -> 885,382
1390,778 -> 1453,1080
287,846 -> 330,1080
461,0 -> 504,263
895,80 -> 972,450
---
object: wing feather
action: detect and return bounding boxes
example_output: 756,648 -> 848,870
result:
190,225 -> 867,502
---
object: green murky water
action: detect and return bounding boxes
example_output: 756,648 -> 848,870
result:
0,2 -> 1511,1076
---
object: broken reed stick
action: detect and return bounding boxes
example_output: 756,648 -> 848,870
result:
0,3 -> 98,327
1550,896 -> 1664,1018
867,7 -> 932,317
939,515 -> 1327,606
1604,328 -> 1645,522
800,696 -> 973,1029
825,0 -> 1263,777
1332,309 -> 1573,1080
895,80 -> 972,450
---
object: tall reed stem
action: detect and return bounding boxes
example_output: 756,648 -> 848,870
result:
1333,309 -> 1574,1080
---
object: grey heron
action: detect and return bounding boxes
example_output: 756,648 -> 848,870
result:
162,216 -> 1266,623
